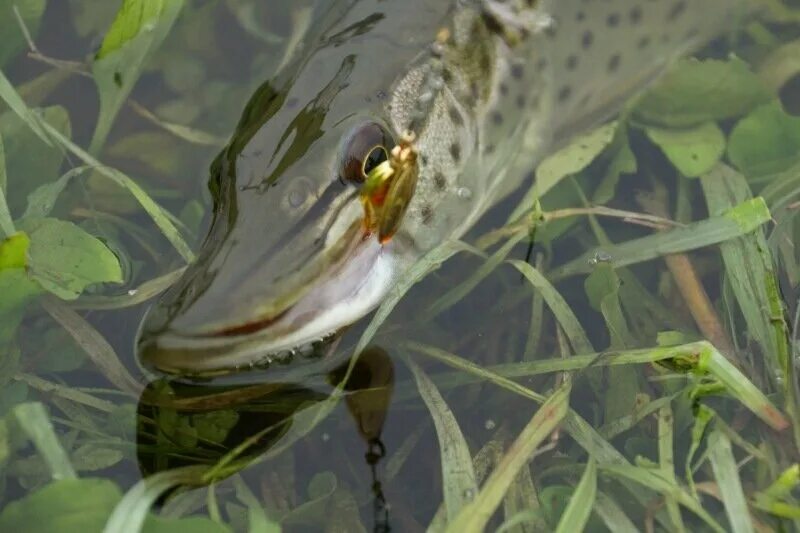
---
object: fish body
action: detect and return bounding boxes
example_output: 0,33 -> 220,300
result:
138,0 -> 748,377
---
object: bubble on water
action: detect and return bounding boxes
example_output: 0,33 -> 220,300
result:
321,432 -> 331,442
456,187 -> 472,200
588,250 -> 612,265
127,289 -> 138,296
484,419 -> 496,430
463,488 -> 475,500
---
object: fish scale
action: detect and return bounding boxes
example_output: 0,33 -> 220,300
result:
138,0 -> 753,376
395,0 -> 748,245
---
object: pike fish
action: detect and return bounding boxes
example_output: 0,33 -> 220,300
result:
137,0 -> 748,377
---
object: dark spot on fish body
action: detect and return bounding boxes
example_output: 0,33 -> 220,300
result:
669,1 -> 687,21
450,142 -> 461,162
434,172 -> 447,190
576,10 -> 586,22
638,36 -> 651,49
566,55 -> 579,71
510,63 -> 524,79
607,54 -> 621,73
606,13 -> 620,27
581,30 -> 594,50
491,111 -> 504,125
484,144 -> 495,155
448,106 -> 463,126
558,86 -> 572,102
499,83 -> 509,96
629,6 -> 643,24
516,94 -> 526,109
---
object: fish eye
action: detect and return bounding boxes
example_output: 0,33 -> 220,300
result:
340,122 -> 394,184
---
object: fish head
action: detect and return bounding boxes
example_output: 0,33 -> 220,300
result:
137,5 -> 462,378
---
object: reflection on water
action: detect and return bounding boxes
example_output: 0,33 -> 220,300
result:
137,347 -> 395,531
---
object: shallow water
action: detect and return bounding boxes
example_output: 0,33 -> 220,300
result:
1,2 -> 799,532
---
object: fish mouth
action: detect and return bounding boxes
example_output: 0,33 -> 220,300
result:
137,223 -> 401,380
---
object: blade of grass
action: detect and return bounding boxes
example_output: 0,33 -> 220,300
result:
707,429 -> 755,533
594,492 -> 640,533
0,134 -> 14,237
550,197 -> 771,280
409,359 -> 478,525
554,459 -> 597,533
601,464 -> 725,532
70,267 -> 186,310
0,69 -> 52,144
695,344 -> 789,430
508,259 -> 593,353
445,382 -> 571,533
753,464 -> 800,519
355,240 -> 478,356
42,296 -> 141,394
40,124 -> 194,262
658,404 -> 686,532
102,466 -> 207,533
10,402 -> 76,480
0,72 -> 194,261
523,253 -> 546,361
701,164 -> 789,383
16,374 -> 115,413
406,342 -> 685,531
685,404 -> 715,498
232,476 -> 281,533
404,341 -> 714,395
424,232 -> 525,319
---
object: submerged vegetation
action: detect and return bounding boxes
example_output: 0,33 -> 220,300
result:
0,0 -> 799,531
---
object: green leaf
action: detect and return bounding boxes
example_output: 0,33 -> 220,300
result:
0,133 -> 13,236
9,402 -> 76,480
728,100 -> 800,178
0,232 -> 43,345
508,260 -> 593,354
536,121 -> 618,192
551,198 -> 772,280
445,383 -> 571,533
91,0 -> 185,153
601,464 -> 725,532
593,126 -> 637,204
646,122 -> 726,178
0,0 -> 46,68
0,478 -> 122,532
554,459 -> 597,533
409,359 -> 478,525
708,430 -> 755,533
97,0 -> 168,58
22,166 -> 89,221
103,466 -> 207,533
700,165 -> 789,384
23,218 -> 123,300
0,105 -> 71,215
634,58 -> 770,127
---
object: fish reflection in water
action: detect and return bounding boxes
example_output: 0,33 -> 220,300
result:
136,347 -> 394,531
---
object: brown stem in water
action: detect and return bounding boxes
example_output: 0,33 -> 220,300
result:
637,187 -> 737,360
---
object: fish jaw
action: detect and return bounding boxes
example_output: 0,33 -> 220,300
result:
138,231 -> 404,377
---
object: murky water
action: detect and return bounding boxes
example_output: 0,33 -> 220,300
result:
2,2 -> 799,532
